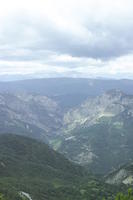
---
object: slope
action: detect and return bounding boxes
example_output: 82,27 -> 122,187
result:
0,93 -> 62,141
53,90 -> 133,174
0,134 -> 120,200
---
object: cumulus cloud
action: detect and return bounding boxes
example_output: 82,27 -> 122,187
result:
0,0 -> 133,79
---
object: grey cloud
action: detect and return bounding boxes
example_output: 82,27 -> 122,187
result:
0,1 -> 133,79
1,11 -> 133,63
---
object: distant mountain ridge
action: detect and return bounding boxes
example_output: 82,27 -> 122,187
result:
1,78 -> 133,110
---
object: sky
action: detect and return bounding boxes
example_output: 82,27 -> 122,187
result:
0,0 -> 133,80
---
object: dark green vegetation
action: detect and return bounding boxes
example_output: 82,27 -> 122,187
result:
0,134 -> 123,200
0,134 -> 84,200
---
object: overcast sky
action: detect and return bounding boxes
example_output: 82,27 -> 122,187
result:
0,0 -> 133,79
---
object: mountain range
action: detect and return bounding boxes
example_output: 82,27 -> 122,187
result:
0,78 -> 133,199
1,79 -> 133,174
1,78 -> 133,110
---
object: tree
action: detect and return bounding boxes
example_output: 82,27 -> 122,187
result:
105,188 -> 133,200
0,193 -> 6,200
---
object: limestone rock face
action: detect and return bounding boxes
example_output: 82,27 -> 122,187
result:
106,164 -> 133,185
63,90 -> 133,133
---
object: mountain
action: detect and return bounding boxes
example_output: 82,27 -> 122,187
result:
1,78 -> 133,110
0,134 -> 119,200
53,90 -> 133,174
0,93 -> 62,141
62,89 -> 131,132
1,79 -> 133,175
1,89 -> 133,175
106,163 -> 133,186
0,134 -> 84,200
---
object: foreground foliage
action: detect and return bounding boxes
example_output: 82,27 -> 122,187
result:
104,189 -> 133,200
0,134 -> 126,200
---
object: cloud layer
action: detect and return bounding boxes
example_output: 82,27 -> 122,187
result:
0,0 -> 133,79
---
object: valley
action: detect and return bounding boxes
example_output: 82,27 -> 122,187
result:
0,78 -> 133,199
